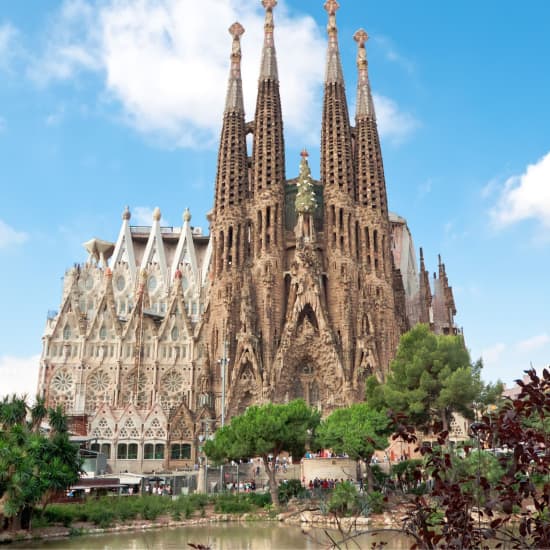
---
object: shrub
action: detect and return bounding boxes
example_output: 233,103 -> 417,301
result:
328,481 -> 359,516
247,491 -> 272,508
43,505 -> 75,527
366,490 -> 385,514
278,479 -> 306,504
214,494 -> 253,514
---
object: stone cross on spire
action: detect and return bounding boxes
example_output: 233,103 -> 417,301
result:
324,0 -> 343,83
225,22 -> 245,112
354,28 -> 375,119
260,0 -> 278,80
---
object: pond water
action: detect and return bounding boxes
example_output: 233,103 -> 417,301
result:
16,522 -> 414,549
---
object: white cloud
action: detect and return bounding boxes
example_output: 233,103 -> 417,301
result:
0,354 -> 41,400
31,0 -> 325,148
373,93 -> 419,144
0,22 -> 19,70
0,219 -> 29,248
491,151 -> 550,229
516,333 -> 550,353
481,342 -> 506,366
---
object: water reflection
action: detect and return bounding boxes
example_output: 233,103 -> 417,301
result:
18,522 -> 414,549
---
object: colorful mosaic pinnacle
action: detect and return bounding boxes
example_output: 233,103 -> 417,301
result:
229,22 -> 244,39
324,0 -> 340,15
353,28 -> 368,47
262,0 -> 277,10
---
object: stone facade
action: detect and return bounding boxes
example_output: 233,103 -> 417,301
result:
38,1 -> 458,474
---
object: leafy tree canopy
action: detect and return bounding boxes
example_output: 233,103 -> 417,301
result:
366,324 -> 501,431
203,399 -> 320,506
316,402 -> 390,462
316,403 -> 391,492
0,395 -> 82,530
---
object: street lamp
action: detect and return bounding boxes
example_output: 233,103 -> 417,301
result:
199,419 -> 215,494
218,340 -> 229,491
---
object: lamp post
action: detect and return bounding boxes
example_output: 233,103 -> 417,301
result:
199,419 -> 215,494
218,340 -> 229,491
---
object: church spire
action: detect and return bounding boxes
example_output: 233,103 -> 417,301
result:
259,0 -> 279,81
324,0 -> 344,84
224,22 -> 245,113
353,28 -> 387,214
320,0 -> 353,196
214,22 -> 248,214
252,0 -> 285,194
354,29 -> 375,119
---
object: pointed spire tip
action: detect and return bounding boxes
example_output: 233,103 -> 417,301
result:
262,0 -> 277,9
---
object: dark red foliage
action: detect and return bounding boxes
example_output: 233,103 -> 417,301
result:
394,368 -> 549,549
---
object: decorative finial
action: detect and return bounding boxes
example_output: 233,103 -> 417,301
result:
152,207 -> 161,221
324,0 -> 340,15
122,206 -> 131,221
175,269 -> 182,280
262,0 -> 277,9
353,28 -> 368,48
183,208 -> 191,223
300,149 -> 309,159
105,267 -> 112,278
229,21 -> 245,40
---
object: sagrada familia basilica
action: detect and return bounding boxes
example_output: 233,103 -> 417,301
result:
37,1 -> 458,473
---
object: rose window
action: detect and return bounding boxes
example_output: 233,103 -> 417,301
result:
162,370 -> 183,393
51,370 -> 73,393
88,370 -> 110,393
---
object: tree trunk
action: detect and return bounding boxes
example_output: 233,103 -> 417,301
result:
262,455 -> 279,507
365,459 -> 374,493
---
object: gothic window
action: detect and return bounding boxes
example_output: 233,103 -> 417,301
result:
117,443 -> 127,459
144,443 -> 154,459
128,443 -> 138,459
63,325 -> 71,340
302,364 -> 313,375
171,443 -> 191,460
148,276 -> 157,291
309,381 -> 320,404
51,370 -> 73,393
101,443 -> 111,458
99,326 -> 107,340
162,370 -> 183,393
155,444 -> 164,459
88,369 -> 110,393
116,275 -> 126,291
171,326 -> 179,341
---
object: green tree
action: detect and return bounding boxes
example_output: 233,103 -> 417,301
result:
0,395 -> 82,530
367,324 -> 491,432
316,403 -> 391,492
203,399 -> 319,506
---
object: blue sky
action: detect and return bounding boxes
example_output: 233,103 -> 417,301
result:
0,0 -> 549,397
